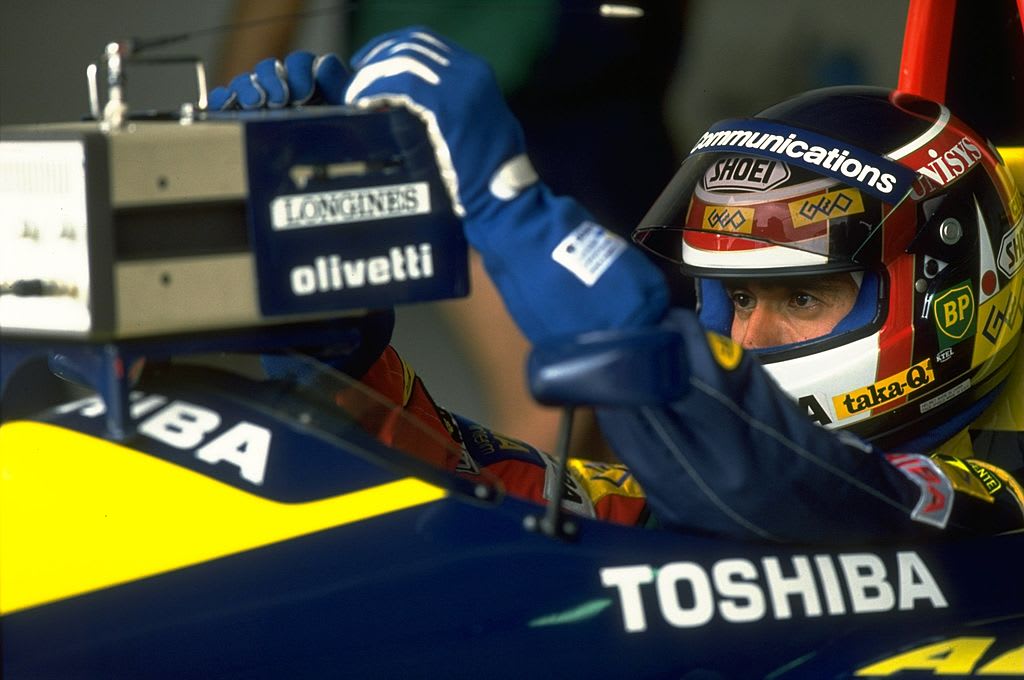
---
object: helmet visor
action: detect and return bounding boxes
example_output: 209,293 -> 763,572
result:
634,119 -> 919,278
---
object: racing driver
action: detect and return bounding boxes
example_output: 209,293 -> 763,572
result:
211,27 -> 1024,542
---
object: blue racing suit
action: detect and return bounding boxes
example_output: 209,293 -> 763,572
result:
214,28 -> 1024,543
595,309 -> 1024,543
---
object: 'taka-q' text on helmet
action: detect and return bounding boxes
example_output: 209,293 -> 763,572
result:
634,86 -> 1023,450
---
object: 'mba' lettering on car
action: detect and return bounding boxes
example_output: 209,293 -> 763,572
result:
601,551 -> 946,632
833,358 -> 934,419
55,392 -> 271,485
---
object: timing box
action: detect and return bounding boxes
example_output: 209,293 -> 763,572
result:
0,107 -> 467,340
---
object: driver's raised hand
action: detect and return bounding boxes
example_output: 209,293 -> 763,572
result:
344,27 -> 669,342
344,27 -> 536,223
206,27 -> 669,342
207,51 -> 348,110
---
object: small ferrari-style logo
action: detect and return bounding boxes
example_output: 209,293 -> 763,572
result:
705,331 -> 743,370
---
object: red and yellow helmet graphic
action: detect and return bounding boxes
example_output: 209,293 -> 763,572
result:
635,87 -> 1023,448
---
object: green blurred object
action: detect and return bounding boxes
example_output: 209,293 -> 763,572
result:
350,0 -> 559,94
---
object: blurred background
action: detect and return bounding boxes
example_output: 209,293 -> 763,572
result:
1,0 -> 910,449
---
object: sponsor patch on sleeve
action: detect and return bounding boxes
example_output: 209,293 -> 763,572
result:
968,459 -> 1024,515
569,460 -> 646,505
551,221 -> 628,287
886,453 -> 954,528
931,454 -> 998,502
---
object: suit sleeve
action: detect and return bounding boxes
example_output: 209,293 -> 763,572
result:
595,309 -> 1024,543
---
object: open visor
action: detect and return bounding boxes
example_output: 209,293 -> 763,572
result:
633,119 -> 919,278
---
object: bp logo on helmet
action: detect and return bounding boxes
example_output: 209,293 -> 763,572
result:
932,281 -> 976,349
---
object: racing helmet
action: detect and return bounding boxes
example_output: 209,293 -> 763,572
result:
634,86 -> 1023,449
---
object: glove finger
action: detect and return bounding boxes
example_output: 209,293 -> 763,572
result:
312,53 -> 348,104
253,58 -> 289,108
283,51 -> 316,104
207,85 -> 237,111
231,72 -> 267,110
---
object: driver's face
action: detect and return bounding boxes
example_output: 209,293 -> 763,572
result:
724,273 -> 860,349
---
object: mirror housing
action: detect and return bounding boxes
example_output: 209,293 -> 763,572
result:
527,327 -> 687,407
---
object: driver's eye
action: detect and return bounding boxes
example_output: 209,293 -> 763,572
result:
730,291 -> 754,310
791,293 -> 814,307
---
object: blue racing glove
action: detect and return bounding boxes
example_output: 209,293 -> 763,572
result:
208,51 -> 348,110
345,27 -> 669,343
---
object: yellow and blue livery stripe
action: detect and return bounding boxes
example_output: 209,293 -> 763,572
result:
0,421 -> 446,615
